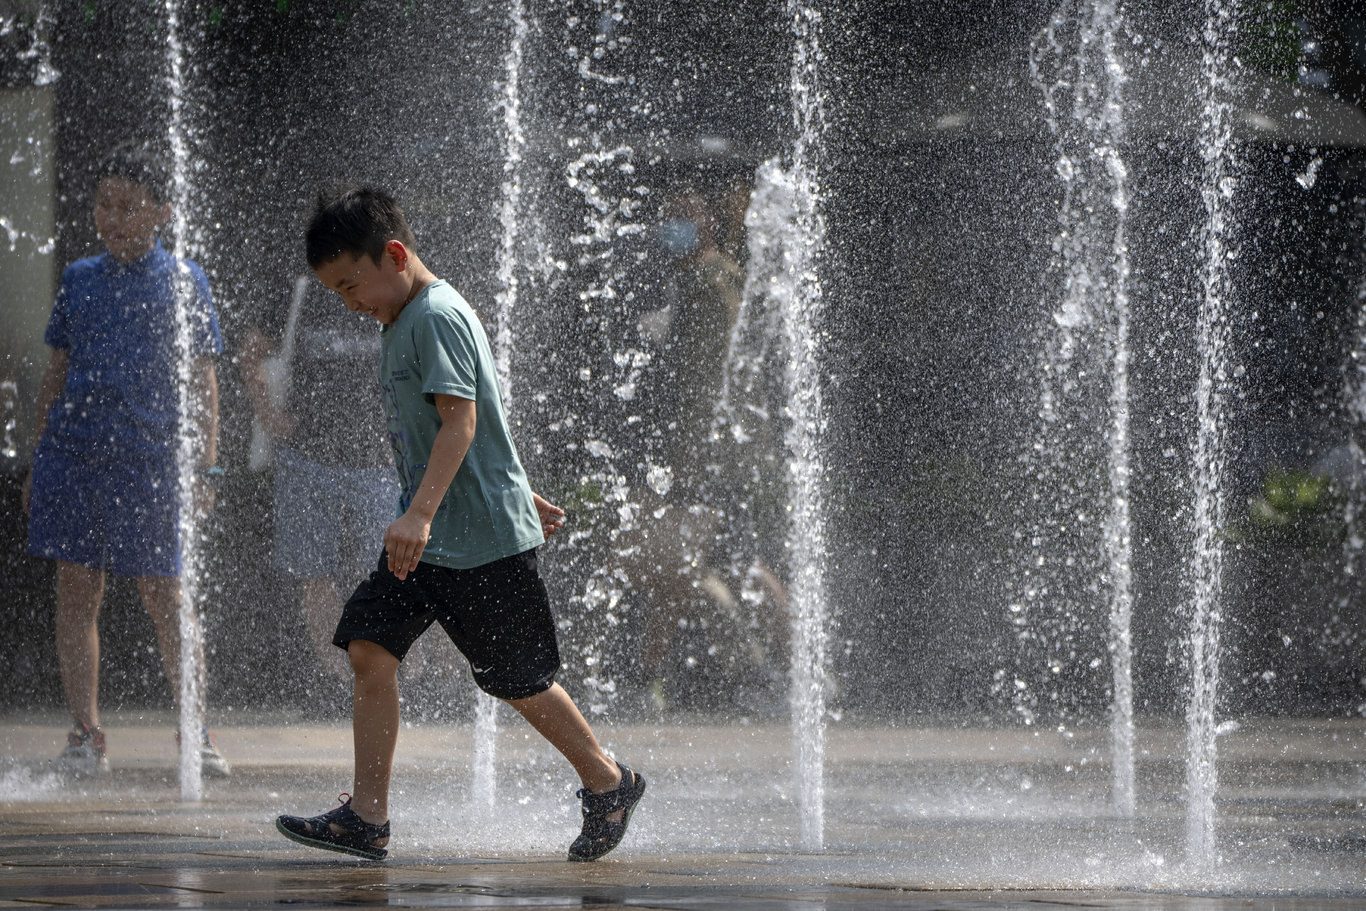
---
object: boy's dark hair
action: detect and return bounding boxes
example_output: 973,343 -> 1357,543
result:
98,142 -> 172,204
305,187 -> 417,269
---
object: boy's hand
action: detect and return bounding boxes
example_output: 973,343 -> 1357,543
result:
385,510 -> 432,581
533,493 -> 566,541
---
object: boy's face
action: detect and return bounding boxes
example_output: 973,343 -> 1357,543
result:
315,242 -> 412,325
94,177 -> 170,263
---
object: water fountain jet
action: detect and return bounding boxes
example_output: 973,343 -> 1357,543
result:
1185,0 -> 1239,868
164,0 -> 206,803
779,0 -> 830,853
1029,0 -> 1136,819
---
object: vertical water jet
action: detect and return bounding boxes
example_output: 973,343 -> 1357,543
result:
1092,0 -> 1136,821
1187,0 -> 1239,867
471,0 -> 534,811
782,0 -> 829,853
1029,0 -> 1135,815
561,1 -> 646,715
163,0 -> 205,803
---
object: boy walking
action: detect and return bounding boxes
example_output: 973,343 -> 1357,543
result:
275,188 -> 644,862
23,143 -> 229,778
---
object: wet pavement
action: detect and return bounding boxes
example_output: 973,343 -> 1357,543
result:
2,712 -> 1363,908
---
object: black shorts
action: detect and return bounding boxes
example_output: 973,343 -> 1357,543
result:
333,549 -> 560,700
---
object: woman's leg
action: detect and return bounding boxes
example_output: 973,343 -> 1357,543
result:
138,574 -> 206,706
55,561 -> 106,730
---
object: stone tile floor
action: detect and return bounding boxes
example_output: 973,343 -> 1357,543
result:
2,713 -> 1363,908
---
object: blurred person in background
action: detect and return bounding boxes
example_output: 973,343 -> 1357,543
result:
241,275 -> 399,691
23,142 -> 229,778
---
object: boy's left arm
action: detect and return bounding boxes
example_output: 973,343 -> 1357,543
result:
532,492 -> 566,540
386,393 -> 476,580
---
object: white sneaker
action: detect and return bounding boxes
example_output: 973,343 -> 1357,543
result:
175,727 -> 232,778
51,723 -> 109,777
200,728 -> 232,779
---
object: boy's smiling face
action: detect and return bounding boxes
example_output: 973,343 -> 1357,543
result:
315,241 -> 413,325
94,176 -> 170,263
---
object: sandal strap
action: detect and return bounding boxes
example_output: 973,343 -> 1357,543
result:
567,761 -> 646,860
313,796 -> 390,839
576,764 -> 638,817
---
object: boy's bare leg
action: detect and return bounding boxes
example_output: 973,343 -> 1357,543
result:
301,577 -> 349,680
347,639 -> 398,836
507,683 -> 623,801
138,574 -> 206,706
54,561 -> 105,730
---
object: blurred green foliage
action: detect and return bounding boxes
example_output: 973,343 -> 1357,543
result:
559,477 -> 607,532
1233,467 -> 1343,555
1249,467 -> 1333,528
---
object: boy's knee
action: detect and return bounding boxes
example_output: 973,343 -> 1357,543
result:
347,639 -> 399,679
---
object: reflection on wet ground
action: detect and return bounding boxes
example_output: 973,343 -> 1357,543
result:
2,714 -> 1362,908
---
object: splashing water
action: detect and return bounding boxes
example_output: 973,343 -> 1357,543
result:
0,11 -> 58,260
780,0 -> 830,853
470,692 -> 498,809
1017,6 -> 1107,736
165,0 -> 206,803
471,0 -> 535,811
1086,0 -> 1137,823
1028,0 -> 1135,816
1,381 -> 18,460
1187,0 -> 1239,869
561,2 -> 648,714
741,159 -> 827,851
0,215 -> 55,256
0,10 -> 58,87
492,0 -> 530,410
1294,155 -> 1323,190
1075,0 -> 1139,822
1340,245 -> 1366,580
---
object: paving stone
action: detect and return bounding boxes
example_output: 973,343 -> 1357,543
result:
2,714 -> 1362,908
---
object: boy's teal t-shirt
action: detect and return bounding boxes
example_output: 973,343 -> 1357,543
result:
379,280 -> 543,569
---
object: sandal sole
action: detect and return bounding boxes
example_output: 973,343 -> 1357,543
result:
275,818 -> 388,861
567,775 -> 646,862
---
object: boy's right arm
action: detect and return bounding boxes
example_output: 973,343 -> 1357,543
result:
22,348 -> 68,514
385,394 -> 478,580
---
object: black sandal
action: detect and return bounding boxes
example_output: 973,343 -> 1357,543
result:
276,794 -> 390,861
568,760 -> 646,861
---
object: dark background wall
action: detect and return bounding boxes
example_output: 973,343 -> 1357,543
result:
2,0 -> 1365,722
